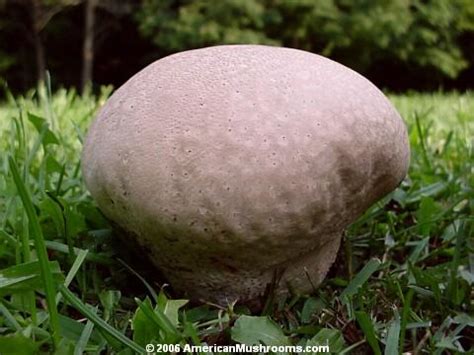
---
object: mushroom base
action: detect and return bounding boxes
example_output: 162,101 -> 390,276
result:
120,226 -> 342,306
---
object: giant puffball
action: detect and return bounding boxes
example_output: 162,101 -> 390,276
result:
82,45 -> 410,304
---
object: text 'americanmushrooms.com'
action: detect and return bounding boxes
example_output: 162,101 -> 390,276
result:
82,45 -> 410,305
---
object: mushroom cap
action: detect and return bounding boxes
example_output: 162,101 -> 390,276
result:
82,45 -> 410,304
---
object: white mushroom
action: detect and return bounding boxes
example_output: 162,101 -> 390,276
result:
82,45 -> 410,304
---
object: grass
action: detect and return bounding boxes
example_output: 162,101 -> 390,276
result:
0,85 -> 472,354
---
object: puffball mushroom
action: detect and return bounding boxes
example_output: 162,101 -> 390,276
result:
82,45 -> 410,305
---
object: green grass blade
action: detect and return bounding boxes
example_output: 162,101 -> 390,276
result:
339,339 -> 366,354
0,229 -> 17,246
74,319 -> 95,355
341,258 -> 381,299
8,156 -> 61,348
118,258 -> 158,302
414,111 -> 432,171
64,249 -> 88,287
448,221 -> 467,305
59,284 -> 144,353
135,297 -> 181,342
355,311 -> 382,355
441,130 -> 453,156
384,310 -> 400,355
0,260 -> 61,295
399,288 -> 414,353
20,207 -> 37,324
56,249 -> 88,305
55,163 -> 66,195
20,213 -> 31,263
44,240 -> 114,265
0,301 -> 22,331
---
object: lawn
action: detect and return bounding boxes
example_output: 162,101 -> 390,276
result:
0,85 -> 472,354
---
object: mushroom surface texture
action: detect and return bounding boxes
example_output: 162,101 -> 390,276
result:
82,45 -> 410,305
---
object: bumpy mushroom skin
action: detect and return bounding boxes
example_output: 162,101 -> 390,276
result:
82,45 -> 410,304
